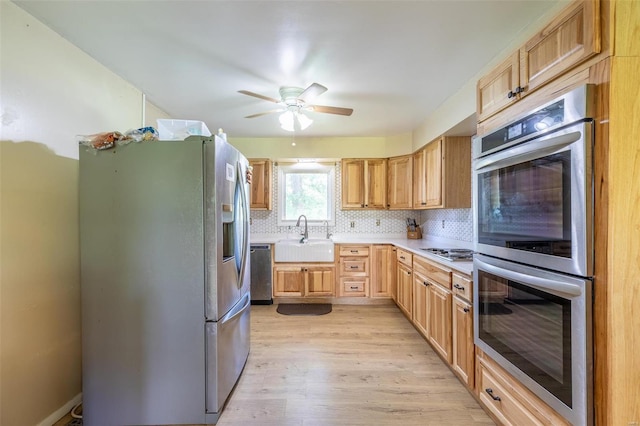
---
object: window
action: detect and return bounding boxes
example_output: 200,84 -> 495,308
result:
277,163 -> 335,226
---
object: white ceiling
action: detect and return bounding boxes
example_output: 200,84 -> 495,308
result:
15,0 -> 559,138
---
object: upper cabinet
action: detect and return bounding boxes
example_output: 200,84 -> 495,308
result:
249,159 -> 272,210
477,0 -> 601,122
387,155 -> 413,210
413,136 -> 471,210
341,159 -> 387,210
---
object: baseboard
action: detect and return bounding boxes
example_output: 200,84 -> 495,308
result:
38,393 -> 82,426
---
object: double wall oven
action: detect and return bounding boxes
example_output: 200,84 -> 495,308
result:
472,85 -> 594,426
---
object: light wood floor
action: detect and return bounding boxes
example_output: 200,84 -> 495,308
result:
55,304 -> 494,425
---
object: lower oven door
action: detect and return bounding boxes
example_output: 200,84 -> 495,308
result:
473,254 -> 592,425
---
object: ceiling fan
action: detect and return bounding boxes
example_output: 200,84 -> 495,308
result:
238,83 -> 353,131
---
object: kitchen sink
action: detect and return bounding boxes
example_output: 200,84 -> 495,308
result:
274,238 -> 334,262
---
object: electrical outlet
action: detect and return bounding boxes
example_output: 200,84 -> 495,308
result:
350,221 -> 355,228
376,219 -> 381,226
442,220 -> 445,228
249,218 -> 253,225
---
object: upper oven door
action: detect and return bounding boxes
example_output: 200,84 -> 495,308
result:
473,121 -> 593,277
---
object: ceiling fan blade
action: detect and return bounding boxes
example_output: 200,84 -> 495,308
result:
245,109 -> 283,119
238,90 -> 280,104
311,105 -> 354,116
299,83 -> 328,101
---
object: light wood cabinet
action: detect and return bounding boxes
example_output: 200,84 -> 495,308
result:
387,155 -> 413,209
273,264 -> 335,297
249,159 -> 272,210
390,247 -> 398,302
427,281 -> 452,363
396,263 -> 413,319
477,351 -> 570,426
452,297 -> 474,388
370,245 -> 394,298
338,245 -> 370,297
412,269 -> 429,337
477,0 -> 600,122
341,159 -> 387,209
412,136 -> 471,210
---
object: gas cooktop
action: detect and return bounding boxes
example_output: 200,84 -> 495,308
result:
420,248 -> 474,262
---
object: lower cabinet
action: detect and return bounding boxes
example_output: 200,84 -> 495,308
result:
396,263 -> 413,318
412,270 -> 429,336
452,296 -> 474,387
427,280 -> 452,363
477,350 -> 570,426
273,264 -> 335,297
370,244 -> 394,298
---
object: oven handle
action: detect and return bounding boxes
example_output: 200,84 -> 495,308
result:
475,257 -> 583,298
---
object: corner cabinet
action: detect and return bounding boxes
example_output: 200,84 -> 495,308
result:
477,0 -> 601,122
413,136 -> 471,210
387,155 -> 413,209
341,159 -> 387,210
249,159 -> 272,210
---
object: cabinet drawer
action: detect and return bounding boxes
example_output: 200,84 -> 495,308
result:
340,258 -> 369,276
339,245 -> 370,257
452,273 -> 472,302
396,249 -> 413,267
413,256 -> 451,289
339,277 -> 369,297
477,354 -> 570,426
479,363 -> 540,426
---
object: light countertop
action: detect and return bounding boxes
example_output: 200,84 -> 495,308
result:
250,233 -> 474,275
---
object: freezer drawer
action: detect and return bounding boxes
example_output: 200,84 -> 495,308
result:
206,293 -> 251,414
250,244 -> 273,304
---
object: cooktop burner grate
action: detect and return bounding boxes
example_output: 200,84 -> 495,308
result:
419,248 -> 474,261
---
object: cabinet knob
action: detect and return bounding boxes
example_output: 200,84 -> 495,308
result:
463,307 -> 470,313
421,202 -> 426,205
507,90 -> 515,99
423,281 -> 429,286
515,86 -> 525,94
485,388 -> 501,401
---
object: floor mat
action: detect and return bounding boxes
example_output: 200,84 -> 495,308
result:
277,303 -> 332,315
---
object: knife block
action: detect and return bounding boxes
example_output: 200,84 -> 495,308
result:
407,226 -> 422,239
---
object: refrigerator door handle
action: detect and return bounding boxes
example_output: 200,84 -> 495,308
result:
219,292 -> 251,325
236,161 -> 250,289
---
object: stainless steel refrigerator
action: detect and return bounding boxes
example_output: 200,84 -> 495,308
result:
79,135 -> 251,425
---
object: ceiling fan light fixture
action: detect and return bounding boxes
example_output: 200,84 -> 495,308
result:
296,111 -> 313,130
279,110 -> 295,132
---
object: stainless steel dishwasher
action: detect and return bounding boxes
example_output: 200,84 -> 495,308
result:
250,244 -> 272,305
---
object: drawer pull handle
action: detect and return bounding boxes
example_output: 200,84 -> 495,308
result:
400,256 -> 405,260
350,250 -> 359,253
350,286 -> 359,290
485,388 -> 501,401
454,284 -> 465,290
350,266 -> 359,269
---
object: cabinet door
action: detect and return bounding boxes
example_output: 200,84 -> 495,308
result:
365,159 -> 387,209
477,51 -> 520,122
396,263 -> 413,318
452,297 -> 474,388
413,148 -> 427,208
370,245 -> 392,298
273,266 -> 304,297
390,247 -> 398,302
387,155 -> 413,209
249,159 -> 272,210
412,271 -> 429,337
427,282 -> 452,363
424,138 -> 443,208
520,0 -> 600,96
341,159 -> 365,209
306,266 -> 335,296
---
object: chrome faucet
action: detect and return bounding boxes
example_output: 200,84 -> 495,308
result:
296,214 -> 308,243
324,220 -> 332,239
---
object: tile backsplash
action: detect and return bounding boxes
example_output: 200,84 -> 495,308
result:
250,161 -> 472,241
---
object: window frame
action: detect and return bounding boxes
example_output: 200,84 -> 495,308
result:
277,162 -> 336,227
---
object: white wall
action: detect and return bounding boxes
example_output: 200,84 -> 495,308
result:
0,3 -> 163,425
